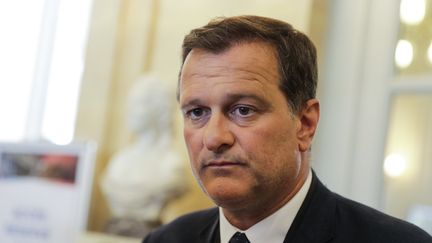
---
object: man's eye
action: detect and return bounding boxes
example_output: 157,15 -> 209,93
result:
187,108 -> 206,120
232,106 -> 255,117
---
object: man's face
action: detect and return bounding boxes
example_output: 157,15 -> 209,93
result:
179,42 -> 315,213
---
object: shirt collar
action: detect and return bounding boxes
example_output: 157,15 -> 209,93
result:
219,169 -> 312,243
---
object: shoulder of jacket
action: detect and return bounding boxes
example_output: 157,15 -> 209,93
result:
331,192 -> 432,241
143,207 -> 218,243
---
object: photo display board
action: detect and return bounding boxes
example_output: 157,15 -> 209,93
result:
0,142 -> 96,243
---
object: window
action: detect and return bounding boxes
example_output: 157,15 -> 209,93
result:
383,0 -> 432,234
0,0 -> 93,145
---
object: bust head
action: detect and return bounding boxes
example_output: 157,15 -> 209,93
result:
127,75 -> 174,136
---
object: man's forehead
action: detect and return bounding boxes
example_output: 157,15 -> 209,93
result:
177,41 -> 280,100
185,41 -> 277,61
181,44 -> 279,79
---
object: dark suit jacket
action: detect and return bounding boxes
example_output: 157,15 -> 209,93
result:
143,173 -> 432,242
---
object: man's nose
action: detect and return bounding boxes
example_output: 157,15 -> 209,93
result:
203,113 -> 235,153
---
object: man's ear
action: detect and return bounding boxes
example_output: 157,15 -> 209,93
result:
297,99 -> 320,152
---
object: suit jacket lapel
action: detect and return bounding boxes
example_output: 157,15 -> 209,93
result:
198,208 -> 220,243
283,171 -> 335,243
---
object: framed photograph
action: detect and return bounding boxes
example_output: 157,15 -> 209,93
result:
0,142 -> 96,243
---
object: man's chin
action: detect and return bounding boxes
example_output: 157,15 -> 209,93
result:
203,181 -> 251,207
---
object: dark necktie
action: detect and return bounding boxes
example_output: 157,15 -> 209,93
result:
229,232 -> 250,243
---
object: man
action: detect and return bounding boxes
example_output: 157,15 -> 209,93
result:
143,15 -> 432,243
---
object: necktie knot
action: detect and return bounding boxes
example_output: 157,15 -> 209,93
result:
229,231 -> 250,243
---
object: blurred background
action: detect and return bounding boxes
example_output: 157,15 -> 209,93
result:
0,0 -> 431,241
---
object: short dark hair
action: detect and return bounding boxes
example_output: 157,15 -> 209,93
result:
179,15 -> 317,113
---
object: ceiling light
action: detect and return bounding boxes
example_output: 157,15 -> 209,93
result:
428,41 -> 432,65
400,0 -> 426,25
395,40 -> 414,69
384,153 -> 407,177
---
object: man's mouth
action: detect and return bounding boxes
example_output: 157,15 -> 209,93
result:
204,160 -> 246,168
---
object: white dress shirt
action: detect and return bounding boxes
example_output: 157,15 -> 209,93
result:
219,170 -> 312,243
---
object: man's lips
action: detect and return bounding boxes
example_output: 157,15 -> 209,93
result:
204,161 -> 245,168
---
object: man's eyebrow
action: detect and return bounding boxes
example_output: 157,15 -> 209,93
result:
224,93 -> 271,108
181,93 -> 272,110
180,99 -> 202,110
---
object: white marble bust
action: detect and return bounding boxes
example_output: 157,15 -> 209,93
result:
101,75 -> 187,236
